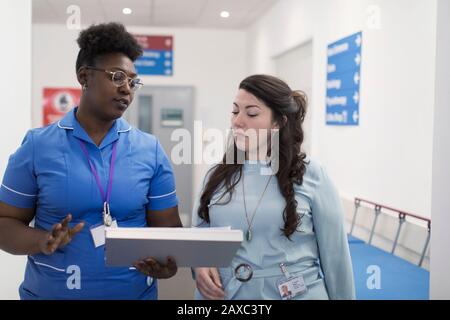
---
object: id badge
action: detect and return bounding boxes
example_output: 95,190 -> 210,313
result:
90,219 -> 118,248
277,275 -> 307,300
277,263 -> 307,300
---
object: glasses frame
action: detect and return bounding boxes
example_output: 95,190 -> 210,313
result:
84,66 -> 143,91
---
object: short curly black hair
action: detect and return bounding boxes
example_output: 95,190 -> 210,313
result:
75,22 -> 143,72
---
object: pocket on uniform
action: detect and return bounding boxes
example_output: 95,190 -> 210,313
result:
296,208 -> 313,233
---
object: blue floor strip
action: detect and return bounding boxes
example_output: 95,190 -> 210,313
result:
347,234 -> 365,244
347,235 -> 429,300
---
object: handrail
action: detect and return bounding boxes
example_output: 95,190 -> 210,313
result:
355,197 -> 431,230
350,197 -> 431,267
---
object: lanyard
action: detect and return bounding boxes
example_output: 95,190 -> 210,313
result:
78,140 -> 118,226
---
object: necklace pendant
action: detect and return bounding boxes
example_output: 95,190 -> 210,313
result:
246,229 -> 252,241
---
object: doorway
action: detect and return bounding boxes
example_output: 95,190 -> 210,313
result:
274,40 -> 313,155
125,86 -> 196,299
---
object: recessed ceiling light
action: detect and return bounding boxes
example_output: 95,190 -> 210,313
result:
123,8 -> 132,15
220,11 -> 230,18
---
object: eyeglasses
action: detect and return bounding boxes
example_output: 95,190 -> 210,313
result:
85,66 -> 144,91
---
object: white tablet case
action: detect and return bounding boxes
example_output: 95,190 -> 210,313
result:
105,227 -> 243,267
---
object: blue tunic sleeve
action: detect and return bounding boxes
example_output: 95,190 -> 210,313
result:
0,131 -> 38,208
146,140 -> 178,211
310,162 -> 355,299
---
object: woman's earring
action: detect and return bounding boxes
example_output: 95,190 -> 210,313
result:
82,84 -> 88,91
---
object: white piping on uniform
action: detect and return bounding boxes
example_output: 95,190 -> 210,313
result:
29,256 -> 65,272
118,126 -> 131,133
148,189 -> 176,199
1,184 -> 37,197
57,121 -> 74,130
58,120 -> 131,133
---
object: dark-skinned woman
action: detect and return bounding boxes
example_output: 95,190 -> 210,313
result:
0,22 -> 181,300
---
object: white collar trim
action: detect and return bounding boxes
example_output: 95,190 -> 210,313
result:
57,121 -> 74,130
57,120 -> 131,133
118,127 -> 132,133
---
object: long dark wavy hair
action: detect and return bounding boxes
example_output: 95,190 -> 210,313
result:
197,74 -> 308,239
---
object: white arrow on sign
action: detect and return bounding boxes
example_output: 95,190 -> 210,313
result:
354,53 -> 361,66
353,110 -> 359,123
353,91 -> 359,104
355,34 -> 362,47
354,72 -> 360,84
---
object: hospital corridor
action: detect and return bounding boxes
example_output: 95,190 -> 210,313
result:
0,0 -> 449,303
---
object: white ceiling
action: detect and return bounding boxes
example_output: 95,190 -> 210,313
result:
33,0 -> 278,29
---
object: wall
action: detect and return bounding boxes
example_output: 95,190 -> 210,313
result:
0,0 -> 32,299
430,0 -> 450,300
246,0 -> 437,219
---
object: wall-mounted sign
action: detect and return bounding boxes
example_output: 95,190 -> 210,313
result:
134,35 -> 173,76
326,31 -> 362,126
43,88 -> 80,126
161,108 -> 183,127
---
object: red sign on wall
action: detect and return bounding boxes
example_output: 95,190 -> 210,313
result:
43,88 -> 81,126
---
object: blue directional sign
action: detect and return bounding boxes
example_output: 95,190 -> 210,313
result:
134,35 -> 173,76
326,32 -> 362,126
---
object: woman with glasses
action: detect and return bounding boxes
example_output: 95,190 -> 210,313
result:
0,22 -> 181,299
192,75 -> 355,300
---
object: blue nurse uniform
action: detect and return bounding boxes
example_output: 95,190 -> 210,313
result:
0,107 -> 178,299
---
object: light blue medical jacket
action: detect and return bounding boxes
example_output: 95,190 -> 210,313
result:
192,160 -> 355,300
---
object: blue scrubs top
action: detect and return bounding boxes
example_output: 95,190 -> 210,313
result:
0,107 -> 178,300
